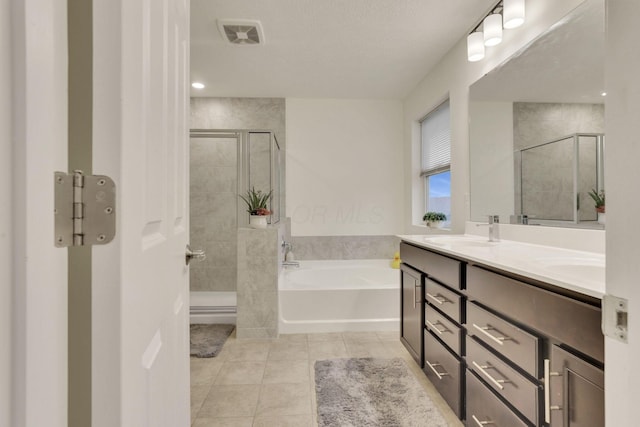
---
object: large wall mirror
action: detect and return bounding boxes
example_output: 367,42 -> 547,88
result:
469,0 -> 605,229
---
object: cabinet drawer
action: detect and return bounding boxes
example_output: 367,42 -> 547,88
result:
423,330 -> 462,418
466,371 -> 530,427
400,242 -> 463,289
467,265 -> 603,363
467,337 -> 540,425
467,302 -> 540,378
425,279 -> 462,323
425,305 -> 462,356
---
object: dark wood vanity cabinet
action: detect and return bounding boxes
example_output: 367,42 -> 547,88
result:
399,241 -> 605,427
400,263 -> 423,366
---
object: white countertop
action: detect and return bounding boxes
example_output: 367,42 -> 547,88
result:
398,234 -> 605,299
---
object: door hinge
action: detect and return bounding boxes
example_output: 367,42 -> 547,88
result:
54,170 -> 116,247
602,294 -> 628,343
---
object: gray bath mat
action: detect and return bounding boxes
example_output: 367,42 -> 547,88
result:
190,324 -> 235,358
315,357 -> 448,427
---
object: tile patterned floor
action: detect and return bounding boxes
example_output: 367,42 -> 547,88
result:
190,330 -> 463,427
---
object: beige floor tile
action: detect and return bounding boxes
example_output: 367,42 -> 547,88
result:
191,383 -> 212,421
341,331 -> 381,343
345,341 -> 395,358
307,340 -> 349,360
306,332 -> 344,342
268,341 -> 309,361
253,414 -> 314,427
263,360 -> 310,384
276,333 -> 308,343
256,383 -> 312,417
191,357 -> 224,386
198,384 -> 260,418
222,342 -> 270,362
214,361 -> 266,385
191,417 -> 253,427
376,330 -> 400,341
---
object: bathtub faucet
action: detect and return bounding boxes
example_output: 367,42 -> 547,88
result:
282,260 -> 300,268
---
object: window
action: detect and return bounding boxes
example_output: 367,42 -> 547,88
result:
421,100 -> 451,225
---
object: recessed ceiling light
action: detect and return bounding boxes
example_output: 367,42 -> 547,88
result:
601,92 -> 607,97
192,82 -> 205,89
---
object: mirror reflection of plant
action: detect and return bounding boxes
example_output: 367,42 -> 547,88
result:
239,187 -> 273,216
588,189 -> 605,213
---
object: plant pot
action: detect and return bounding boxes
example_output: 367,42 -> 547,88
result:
249,215 -> 268,229
427,220 -> 443,229
597,212 -> 605,225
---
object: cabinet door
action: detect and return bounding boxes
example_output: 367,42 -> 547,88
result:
546,345 -> 604,426
400,264 -> 423,365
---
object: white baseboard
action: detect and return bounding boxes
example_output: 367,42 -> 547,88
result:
189,291 -> 237,324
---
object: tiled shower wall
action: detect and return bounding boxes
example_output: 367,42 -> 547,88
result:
190,98 -> 285,293
513,102 -> 604,221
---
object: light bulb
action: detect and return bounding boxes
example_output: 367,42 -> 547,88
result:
191,82 -> 205,89
503,0 -> 525,29
467,32 -> 485,62
483,14 -> 503,47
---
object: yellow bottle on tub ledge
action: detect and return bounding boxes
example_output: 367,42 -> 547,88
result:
391,252 -> 401,269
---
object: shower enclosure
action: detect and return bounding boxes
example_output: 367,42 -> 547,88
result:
189,129 -> 282,321
515,133 -> 605,225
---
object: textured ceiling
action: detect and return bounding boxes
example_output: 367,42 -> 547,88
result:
190,0 -> 496,99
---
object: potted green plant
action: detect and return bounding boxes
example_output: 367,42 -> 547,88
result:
423,211 -> 447,229
239,187 -> 273,229
588,189 -> 605,224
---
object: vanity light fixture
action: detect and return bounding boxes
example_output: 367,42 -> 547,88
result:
192,82 -> 205,89
483,14 -> 503,46
601,92 -> 607,97
503,0 -> 525,29
467,0 -> 526,62
467,32 -> 486,62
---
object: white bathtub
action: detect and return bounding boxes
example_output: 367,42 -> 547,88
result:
278,259 -> 400,334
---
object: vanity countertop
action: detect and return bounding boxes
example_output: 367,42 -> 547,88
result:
398,234 -> 605,299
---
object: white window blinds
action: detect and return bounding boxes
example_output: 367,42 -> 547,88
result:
421,100 -> 451,176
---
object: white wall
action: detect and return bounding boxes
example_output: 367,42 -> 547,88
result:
1,0 -> 11,424
286,98 -> 403,236
469,101 -> 514,221
403,0 -> 584,234
604,0 -> 640,424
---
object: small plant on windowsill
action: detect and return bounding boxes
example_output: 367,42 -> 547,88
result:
423,212 -> 447,229
588,189 -> 605,224
239,187 -> 273,229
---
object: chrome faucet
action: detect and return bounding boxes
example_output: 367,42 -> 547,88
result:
476,215 -> 500,242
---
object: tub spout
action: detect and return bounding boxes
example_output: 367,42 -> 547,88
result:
282,261 -> 300,268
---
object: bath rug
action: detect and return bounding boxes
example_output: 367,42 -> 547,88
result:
315,357 -> 448,427
190,324 -> 235,358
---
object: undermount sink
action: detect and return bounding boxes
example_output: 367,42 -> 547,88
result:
423,236 -> 498,248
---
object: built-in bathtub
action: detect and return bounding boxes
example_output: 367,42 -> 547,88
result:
278,259 -> 400,333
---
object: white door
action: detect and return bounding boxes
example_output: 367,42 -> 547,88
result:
6,0 -> 69,426
92,0 -> 191,426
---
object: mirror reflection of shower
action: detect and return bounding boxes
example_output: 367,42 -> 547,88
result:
516,133 -> 604,227
189,129 -> 282,295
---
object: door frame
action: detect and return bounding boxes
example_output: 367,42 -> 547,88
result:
7,0 -> 69,426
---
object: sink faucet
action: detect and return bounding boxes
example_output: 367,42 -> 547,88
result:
476,215 -> 500,242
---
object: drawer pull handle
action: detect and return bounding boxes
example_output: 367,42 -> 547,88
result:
426,292 -> 450,305
472,323 -> 512,346
425,360 -> 450,380
471,360 -> 510,390
413,281 -> 421,309
471,415 -> 496,426
544,359 -> 563,423
426,319 -> 449,335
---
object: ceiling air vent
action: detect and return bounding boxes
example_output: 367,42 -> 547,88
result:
217,19 -> 264,45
